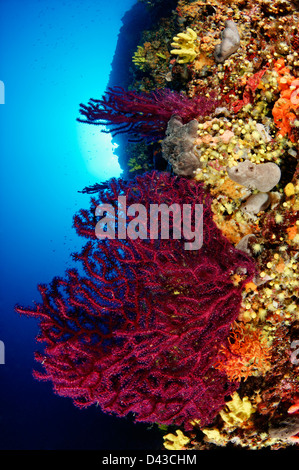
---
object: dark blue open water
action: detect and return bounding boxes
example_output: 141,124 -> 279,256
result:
0,0 -> 163,450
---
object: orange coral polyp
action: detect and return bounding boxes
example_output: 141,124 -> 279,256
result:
215,323 -> 272,382
273,59 -> 299,141
286,225 -> 298,240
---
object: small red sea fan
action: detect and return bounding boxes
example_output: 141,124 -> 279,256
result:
16,172 -> 256,429
77,86 -> 218,141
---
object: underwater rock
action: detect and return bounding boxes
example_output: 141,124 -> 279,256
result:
161,115 -> 200,176
269,414 -> 299,442
214,20 -> 240,64
227,161 -> 281,192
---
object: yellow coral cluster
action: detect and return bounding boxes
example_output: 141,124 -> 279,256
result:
219,392 -> 256,427
240,240 -> 299,327
132,45 -> 148,71
194,116 -> 289,170
200,393 -> 256,447
200,392 -> 278,448
170,28 -> 197,64
163,429 -> 190,450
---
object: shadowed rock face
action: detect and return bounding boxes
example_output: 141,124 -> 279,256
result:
269,414 -> 299,441
214,20 -> 240,64
162,115 -> 201,176
227,160 -> 281,192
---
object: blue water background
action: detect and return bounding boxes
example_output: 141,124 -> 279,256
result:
0,0 -> 162,450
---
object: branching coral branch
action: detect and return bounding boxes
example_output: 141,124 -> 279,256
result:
16,172 -> 256,430
77,86 -> 218,141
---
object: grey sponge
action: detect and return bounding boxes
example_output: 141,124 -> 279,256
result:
214,20 -> 240,63
227,160 -> 281,192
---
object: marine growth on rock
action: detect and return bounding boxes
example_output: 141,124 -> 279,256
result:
18,0 -> 299,451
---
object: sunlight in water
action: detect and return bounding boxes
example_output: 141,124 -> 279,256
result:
77,125 -> 122,180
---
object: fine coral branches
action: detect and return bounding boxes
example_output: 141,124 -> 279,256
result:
77,86 -> 218,141
16,172 -> 256,430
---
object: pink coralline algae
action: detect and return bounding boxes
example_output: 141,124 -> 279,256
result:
16,172 -> 256,430
77,86 -> 218,141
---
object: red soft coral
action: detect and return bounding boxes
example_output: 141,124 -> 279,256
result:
77,86 -> 218,141
16,172 -> 256,429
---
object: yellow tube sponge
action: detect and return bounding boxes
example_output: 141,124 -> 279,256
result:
163,429 -> 190,450
220,392 -> 256,427
132,46 -> 148,71
170,27 -> 197,64
201,428 -> 227,446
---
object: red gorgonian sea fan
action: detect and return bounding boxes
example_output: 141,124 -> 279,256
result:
16,172 -> 256,430
77,86 -> 218,141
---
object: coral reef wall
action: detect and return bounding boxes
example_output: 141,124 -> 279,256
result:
18,0 -> 299,450
77,0 -> 299,449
